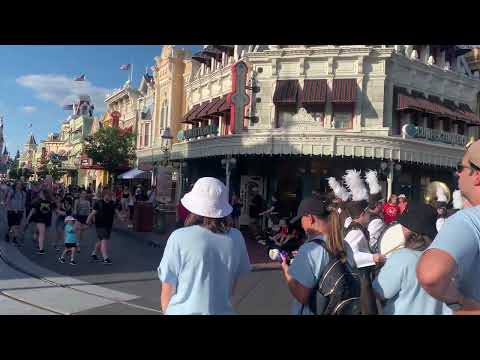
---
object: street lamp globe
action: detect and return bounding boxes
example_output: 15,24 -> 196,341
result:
230,158 -> 237,167
395,163 -> 402,172
380,161 -> 388,171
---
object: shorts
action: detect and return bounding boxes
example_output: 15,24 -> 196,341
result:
7,211 -> 23,227
65,243 -> 77,249
96,227 -> 112,240
76,215 -> 88,225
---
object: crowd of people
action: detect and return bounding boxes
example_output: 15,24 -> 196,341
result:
157,140 -> 480,315
0,180 -> 156,265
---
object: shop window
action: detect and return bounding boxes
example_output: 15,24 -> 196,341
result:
144,123 -> 150,147
412,112 -> 421,126
458,122 -> 465,135
427,117 -> 434,129
332,104 -> 354,129
276,105 -> 297,128
303,104 -> 325,126
443,119 -> 450,132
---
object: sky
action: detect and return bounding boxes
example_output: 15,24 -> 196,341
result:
0,45 -> 201,156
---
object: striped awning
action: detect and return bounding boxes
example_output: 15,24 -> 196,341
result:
189,102 -> 210,122
331,79 -> 357,103
397,94 -> 480,125
217,96 -> 231,113
273,80 -> 300,105
182,104 -> 201,123
302,79 -> 328,104
205,97 -> 223,116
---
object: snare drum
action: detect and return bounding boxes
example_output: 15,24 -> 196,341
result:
378,222 -> 405,258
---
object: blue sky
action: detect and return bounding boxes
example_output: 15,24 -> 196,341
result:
0,45 -> 201,156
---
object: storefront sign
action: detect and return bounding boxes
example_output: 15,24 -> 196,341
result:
402,124 -> 467,146
177,125 -> 218,141
229,61 -> 250,134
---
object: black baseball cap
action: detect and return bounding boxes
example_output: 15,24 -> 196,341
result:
397,202 -> 437,240
290,197 -> 330,223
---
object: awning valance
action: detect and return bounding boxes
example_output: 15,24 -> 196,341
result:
118,168 -> 150,180
302,79 -> 328,104
331,79 -> 357,103
273,80 -> 300,105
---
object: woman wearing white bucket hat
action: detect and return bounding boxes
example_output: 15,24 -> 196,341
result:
158,177 -> 251,315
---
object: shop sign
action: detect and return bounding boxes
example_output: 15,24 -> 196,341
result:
402,124 -> 467,146
177,125 -> 218,141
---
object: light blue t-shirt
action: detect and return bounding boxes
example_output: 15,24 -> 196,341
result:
158,225 -> 251,315
429,207 -> 480,302
64,223 -> 77,244
373,248 -> 452,315
288,236 -> 329,315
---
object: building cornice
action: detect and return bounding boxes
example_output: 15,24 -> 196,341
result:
166,132 -> 464,168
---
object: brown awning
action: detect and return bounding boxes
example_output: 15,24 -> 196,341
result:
196,100 -> 217,119
182,104 -> 201,123
189,102 -> 210,122
273,80 -> 300,105
397,93 -> 480,125
331,79 -> 357,103
302,79 -> 328,104
205,97 -> 223,116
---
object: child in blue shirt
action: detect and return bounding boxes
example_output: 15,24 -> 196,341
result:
59,216 -> 80,265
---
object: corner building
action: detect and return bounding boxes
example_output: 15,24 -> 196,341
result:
172,45 -> 480,225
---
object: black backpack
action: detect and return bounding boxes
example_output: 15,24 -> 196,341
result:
305,240 -> 362,315
306,240 -> 378,315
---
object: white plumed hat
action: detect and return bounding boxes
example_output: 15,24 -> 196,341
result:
343,170 -> 369,202
327,177 -> 350,202
452,190 -> 464,210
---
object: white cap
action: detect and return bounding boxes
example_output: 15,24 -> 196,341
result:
65,216 -> 76,222
398,194 -> 406,199
181,177 -> 232,219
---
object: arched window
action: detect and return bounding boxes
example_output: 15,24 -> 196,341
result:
160,99 -> 168,129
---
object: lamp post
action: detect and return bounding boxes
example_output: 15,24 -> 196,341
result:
380,160 -> 402,200
160,128 -> 173,167
221,156 -> 237,199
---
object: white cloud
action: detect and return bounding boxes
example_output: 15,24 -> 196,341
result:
21,106 -> 37,113
16,74 -> 110,112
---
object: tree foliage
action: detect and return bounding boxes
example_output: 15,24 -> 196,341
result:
36,159 -> 66,181
84,127 -> 137,176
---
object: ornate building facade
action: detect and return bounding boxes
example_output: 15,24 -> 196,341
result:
172,45 -> 480,224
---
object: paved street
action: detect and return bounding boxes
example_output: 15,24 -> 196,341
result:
0,213 -> 291,315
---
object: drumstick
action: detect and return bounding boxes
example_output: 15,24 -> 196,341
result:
383,244 -> 405,256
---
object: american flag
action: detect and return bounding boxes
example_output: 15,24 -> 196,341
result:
63,104 -> 73,110
120,64 -> 131,70
74,74 -> 86,81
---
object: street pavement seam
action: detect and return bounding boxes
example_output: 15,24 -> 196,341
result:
0,238 -> 163,315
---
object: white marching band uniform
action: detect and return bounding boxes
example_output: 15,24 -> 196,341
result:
344,227 -> 376,268
367,217 -> 384,250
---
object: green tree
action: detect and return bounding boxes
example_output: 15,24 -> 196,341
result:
36,159 -> 65,181
84,127 -> 136,184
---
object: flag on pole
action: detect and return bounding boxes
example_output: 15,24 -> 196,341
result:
63,104 -> 73,110
120,64 -> 131,70
74,74 -> 86,81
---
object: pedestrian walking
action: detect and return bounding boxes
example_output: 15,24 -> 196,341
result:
58,216 -> 80,266
417,140 -> 480,314
73,190 -> 91,251
86,189 -> 124,265
127,189 -> 135,228
158,177 -> 251,315
231,193 -> 242,228
53,192 -> 74,252
373,202 -> 451,315
5,181 -> 26,246
26,189 -> 55,254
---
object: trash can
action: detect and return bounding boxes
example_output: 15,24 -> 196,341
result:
133,202 -> 154,232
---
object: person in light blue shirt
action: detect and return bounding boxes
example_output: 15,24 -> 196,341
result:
417,140 -> 480,313
280,197 -> 341,315
158,178 -> 251,315
373,202 -> 452,315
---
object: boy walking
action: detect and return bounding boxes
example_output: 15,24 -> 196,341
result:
59,216 -> 79,265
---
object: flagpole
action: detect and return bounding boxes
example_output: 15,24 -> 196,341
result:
130,63 -> 134,84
